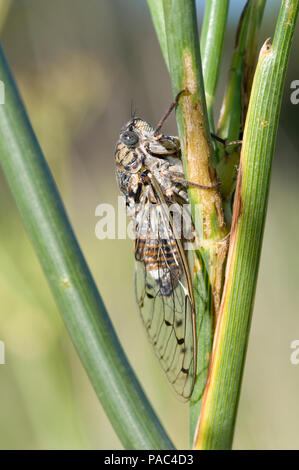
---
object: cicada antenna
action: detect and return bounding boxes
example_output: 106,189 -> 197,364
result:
130,100 -> 137,120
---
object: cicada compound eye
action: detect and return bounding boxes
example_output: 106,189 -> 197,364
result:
121,130 -> 139,147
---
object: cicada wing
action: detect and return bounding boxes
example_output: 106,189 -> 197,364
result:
134,178 -> 196,400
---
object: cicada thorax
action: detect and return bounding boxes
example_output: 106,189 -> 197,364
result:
114,141 -> 144,174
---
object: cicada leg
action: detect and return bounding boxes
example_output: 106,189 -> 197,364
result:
163,169 -> 220,190
211,133 -> 242,147
154,89 -> 186,136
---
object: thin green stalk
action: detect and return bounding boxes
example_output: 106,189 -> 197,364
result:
217,1 -> 252,143
217,0 -> 267,224
147,0 -> 169,69
0,44 -> 174,450
216,0 -> 253,226
243,0 -> 267,109
200,0 -> 229,131
149,0 -> 229,445
194,0 -> 299,450
161,0 -> 228,259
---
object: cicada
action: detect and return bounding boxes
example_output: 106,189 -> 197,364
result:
114,91 -> 215,400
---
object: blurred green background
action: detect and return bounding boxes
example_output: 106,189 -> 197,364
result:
0,0 -> 298,450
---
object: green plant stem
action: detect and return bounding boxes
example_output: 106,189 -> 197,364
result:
216,0 -> 253,225
217,1 -> 266,219
193,0 -> 299,450
217,1 -> 252,144
147,0 -> 169,69
0,44 -> 174,450
244,0 -> 267,106
156,0 -> 229,445
200,0 -> 229,131
161,0 -> 227,245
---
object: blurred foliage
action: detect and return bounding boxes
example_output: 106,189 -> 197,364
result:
0,0 -> 298,449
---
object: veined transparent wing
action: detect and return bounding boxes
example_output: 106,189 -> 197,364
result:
134,175 -> 197,400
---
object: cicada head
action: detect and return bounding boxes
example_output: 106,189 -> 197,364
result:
115,118 -> 153,173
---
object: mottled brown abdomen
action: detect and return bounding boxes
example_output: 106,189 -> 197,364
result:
135,237 -> 181,297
